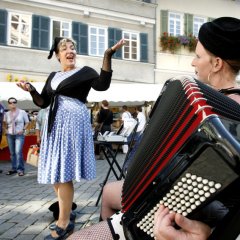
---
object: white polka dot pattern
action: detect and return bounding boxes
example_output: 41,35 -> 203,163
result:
38,75 -> 96,184
136,172 -> 222,238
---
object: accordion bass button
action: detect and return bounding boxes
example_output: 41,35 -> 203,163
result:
208,181 -> 215,187
193,188 -> 198,193
181,177 -> 187,182
205,192 -> 211,198
191,175 -> 197,180
202,179 -> 208,184
187,179 -> 192,184
203,186 -> 209,191
197,176 -> 203,182
194,194 -> 200,199
210,188 -> 216,194
215,183 -> 221,189
191,204 -> 197,210
186,173 -> 191,178
178,182 -> 183,186
199,190 -> 204,195
187,208 -> 192,213
195,200 -> 201,206
200,196 -> 206,202
182,212 -> 188,216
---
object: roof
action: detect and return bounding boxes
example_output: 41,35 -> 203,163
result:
0,82 -> 163,109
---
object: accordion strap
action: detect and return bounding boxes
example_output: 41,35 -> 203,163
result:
219,88 -> 240,95
209,207 -> 240,240
208,179 -> 240,240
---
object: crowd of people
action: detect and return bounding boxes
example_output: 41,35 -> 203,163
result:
0,15 -> 240,240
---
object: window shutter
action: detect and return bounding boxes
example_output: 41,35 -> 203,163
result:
140,33 -> 148,62
184,13 -> 193,35
208,17 -> 215,22
108,28 -> 122,59
0,9 -> 7,45
72,22 -> 88,55
32,15 -> 50,50
161,10 -> 168,34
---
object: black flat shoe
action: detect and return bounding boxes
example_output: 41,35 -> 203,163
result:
44,221 -> 75,240
6,170 -> 17,175
49,212 -> 77,230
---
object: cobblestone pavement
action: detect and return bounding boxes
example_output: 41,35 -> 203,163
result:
0,154 -> 125,240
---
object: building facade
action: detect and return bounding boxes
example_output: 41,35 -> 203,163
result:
0,0 -> 156,84
1,0 -> 240,87
155,0 -> 240,84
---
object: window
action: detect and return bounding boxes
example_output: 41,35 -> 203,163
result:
89,26 -> 107,56
123,31 -> 139,61
169,12 -> 183,36
52,20 -> 71,40
193,16 -> 206,37
8,12 -> 31,47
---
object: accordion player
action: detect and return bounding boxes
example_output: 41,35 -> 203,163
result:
121,76 -> 240,240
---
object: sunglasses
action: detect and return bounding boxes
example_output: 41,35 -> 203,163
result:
8,101 -> 17,104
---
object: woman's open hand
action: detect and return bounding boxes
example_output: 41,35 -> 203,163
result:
16,80 -> 33,92
111,38 -> 126,52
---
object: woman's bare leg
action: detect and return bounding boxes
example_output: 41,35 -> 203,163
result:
51,181 -> 74,237
100,180 -> 124,220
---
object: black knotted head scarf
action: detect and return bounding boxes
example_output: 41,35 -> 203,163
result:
198,17 -> 240,60
47,37 -> 64,59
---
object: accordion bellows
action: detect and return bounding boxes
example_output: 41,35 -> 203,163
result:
121,76 -> 240,239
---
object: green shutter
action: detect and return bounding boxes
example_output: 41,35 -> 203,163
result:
32,15 -> 50,50
208,17 -> 215,22
184,13 -> 193,35
72,22 -> 88,55
140,33 -> 148,62
0,9 -> 7,45
161,10 -> 168,34
108,28 -> 122,59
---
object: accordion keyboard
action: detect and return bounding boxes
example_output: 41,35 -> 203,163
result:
136,172 -> 222,238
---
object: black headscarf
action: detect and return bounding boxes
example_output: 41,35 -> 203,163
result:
47,37 -> 64,59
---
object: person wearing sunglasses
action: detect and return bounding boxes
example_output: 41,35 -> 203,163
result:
3,97 -> 29,176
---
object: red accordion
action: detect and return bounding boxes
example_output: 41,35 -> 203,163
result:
121,76 -> 240,239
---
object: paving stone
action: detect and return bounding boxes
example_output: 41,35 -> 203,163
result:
0,153 -> 126,239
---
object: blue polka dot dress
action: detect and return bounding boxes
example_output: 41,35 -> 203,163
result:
38,69 -> 96,184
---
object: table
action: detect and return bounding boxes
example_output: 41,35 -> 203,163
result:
94,140 -> 126,206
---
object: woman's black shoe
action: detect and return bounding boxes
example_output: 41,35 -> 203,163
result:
44,221 -> 75,240
49,212 -> 76,230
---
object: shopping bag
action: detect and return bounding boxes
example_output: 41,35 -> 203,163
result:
26,145 -> 39,167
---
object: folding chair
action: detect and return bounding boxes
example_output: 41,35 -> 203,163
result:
95,119 -> 138,206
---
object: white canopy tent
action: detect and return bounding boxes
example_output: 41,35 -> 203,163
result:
0,82 -> 164,110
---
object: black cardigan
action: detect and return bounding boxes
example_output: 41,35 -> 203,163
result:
30,66 -> 112,133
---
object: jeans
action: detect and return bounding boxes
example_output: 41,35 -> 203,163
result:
6,134 -> 25,172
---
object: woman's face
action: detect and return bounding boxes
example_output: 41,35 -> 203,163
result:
191,41 -> 214,85
57,41 -> 77,71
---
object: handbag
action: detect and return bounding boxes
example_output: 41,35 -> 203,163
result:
26,145 -> 39,167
